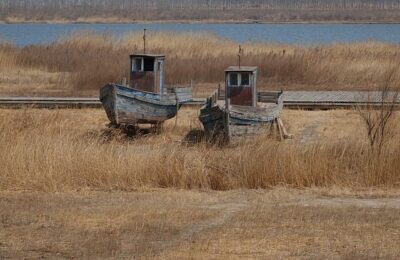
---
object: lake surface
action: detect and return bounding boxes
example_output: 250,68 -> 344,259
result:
1,23 -> 400,47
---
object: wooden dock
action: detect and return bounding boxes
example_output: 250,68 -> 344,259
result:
0,97 -> 101,108
282,91 -> 400,109
0,91 -> 399,109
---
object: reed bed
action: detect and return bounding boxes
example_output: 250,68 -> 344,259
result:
0,108 -> 399,192
1,31 -> 400,96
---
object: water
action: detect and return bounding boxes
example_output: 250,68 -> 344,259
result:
1,23 -> 400,47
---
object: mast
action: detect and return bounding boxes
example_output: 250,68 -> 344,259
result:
238,45 -> 243,69
143,29 -> 146,54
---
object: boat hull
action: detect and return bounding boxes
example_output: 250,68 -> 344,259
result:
199,91 -> 283,139
100,84 -> 186,125
199,104 -> 226,138
199,105 -> 276,138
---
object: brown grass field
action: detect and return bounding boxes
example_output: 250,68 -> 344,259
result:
0,107 -> 400,258
1,108 -> 400,191
1,32 -> 400,258
2,189 -> 400,259
1,32 -> 400,97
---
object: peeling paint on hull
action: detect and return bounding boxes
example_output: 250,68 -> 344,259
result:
199,91 -> 283,138
100,83 -> 189,125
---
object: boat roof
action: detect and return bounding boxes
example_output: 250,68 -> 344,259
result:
130,54 -> 165,58
225,66 -> 258,72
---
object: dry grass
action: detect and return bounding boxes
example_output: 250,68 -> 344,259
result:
1,189 -> 400,258
0,107 -> 399,192
1,32 -> 400,96
1,107 -> 399,258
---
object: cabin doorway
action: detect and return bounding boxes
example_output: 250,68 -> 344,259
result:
227,72 -> 253,106
156,60 -> 164,94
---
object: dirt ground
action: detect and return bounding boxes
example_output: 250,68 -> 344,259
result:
1,189 -> 400,259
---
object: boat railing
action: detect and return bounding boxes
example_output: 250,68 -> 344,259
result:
215,86 -> 284,105
206,89 -> 219,108
166,86 -> 192,93
258,91 -> 283,104
165,86 -> 193,103
217,84 -> 225,100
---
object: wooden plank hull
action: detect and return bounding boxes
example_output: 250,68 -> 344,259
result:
199,104 -> 225,137
199,105 -> 277,138
100,84 -> 190,125
199,91 -> 283,138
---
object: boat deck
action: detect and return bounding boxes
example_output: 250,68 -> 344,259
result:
216,100 -> 278,111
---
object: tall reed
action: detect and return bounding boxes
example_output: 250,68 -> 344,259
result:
0,109 -> 399,192
2,32 -> 400,93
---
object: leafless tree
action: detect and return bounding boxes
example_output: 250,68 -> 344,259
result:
357,70 -> 399,154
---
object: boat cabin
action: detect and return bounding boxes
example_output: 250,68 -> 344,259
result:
130,54 -> 165,93
225,66 -> 257,107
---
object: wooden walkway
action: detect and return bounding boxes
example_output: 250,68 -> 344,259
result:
0,91 -> 399,109
282,91 -> 400,109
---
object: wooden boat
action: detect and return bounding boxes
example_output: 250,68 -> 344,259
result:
100,54 -> 192,126
100,83 -> 191,125
199,66 -> 284,140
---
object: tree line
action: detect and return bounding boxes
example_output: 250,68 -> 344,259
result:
2,0 -> 400,10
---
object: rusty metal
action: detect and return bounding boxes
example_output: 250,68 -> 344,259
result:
228,87 -> 253,106
130,72 -> 155,92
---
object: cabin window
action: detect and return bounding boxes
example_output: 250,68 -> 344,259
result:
143,58 -> 154,71
133,58 -> 143,72
241,73 -> 250,86
229,73 -> 238,86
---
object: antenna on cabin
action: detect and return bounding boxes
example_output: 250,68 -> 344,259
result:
238,45 -> 243,69
143,29 -> 147,54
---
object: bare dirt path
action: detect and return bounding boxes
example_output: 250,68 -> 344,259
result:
1,190 -> 400,259
150,191 -> 254,257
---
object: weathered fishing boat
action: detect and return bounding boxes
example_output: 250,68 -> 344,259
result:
199,66 -> 285,141
100,54 -> 192,127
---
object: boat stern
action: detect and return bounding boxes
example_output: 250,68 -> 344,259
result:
100,83 -> 118,125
